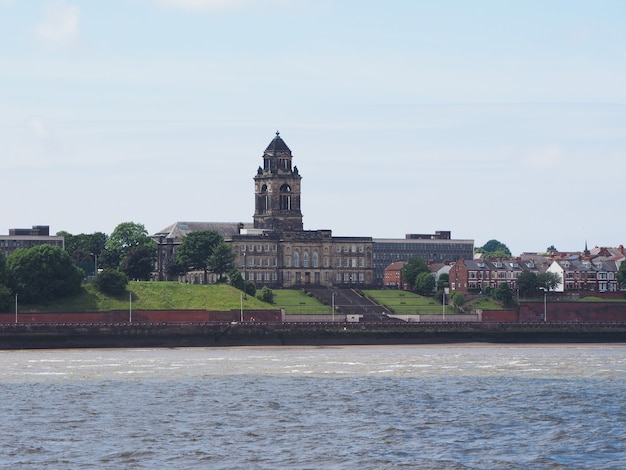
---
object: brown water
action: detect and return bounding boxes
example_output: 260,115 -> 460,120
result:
1,345 -> 624,469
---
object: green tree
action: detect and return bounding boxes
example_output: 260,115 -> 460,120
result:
476,239 -> 512,258
7,244 -> 84,303
449,290 -> 465,309
229,270 -> 245,291
93,269 -> 128,296
414,272 -> 436,295
104,222 -> 156,270
257,286 -> 274,303
493,284 -> 514,307
245,280 -> 256,297
0,256 -> 11,311
401,258 -> 429,288
437,272 -> 449,289
617,261 -> 626,289
121,245 -> 156,280
208,242 -> 236,282
59,231 -> 108,277
517,270 -> 539,294
537,271 -> 561,291
176,230 -> 224,283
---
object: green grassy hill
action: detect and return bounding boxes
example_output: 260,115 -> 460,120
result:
17,282 -> 275,313
15,282 -> 331,314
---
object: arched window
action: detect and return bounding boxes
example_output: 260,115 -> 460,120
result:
280,184 -> 292,210
312,251 -> 319,268
261,184 -> 269,212
294,251 -> 300,268
303,251 -> 309,268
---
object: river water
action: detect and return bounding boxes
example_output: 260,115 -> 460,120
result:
1,345 -> 624,469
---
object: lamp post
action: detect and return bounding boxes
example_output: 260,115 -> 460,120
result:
539,287 -> 547,322
15,293 -> 18,324
243,251 -> 247,299
129,292 -> 132,323
90,252 -> 98,280
331,291 -> 335,322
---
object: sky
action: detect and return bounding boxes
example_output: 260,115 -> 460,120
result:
2,0 -> 626,256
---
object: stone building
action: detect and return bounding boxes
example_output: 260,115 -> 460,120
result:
154,132 -> 374,287
229,132 -> 373,288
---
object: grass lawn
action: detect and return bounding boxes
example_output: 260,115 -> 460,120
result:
362,290 -> 446,314
272,289 -> 331,314
16,282 -> 275,313
464,295 -> 504,311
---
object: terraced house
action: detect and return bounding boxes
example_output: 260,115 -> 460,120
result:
449,258 -> 540,294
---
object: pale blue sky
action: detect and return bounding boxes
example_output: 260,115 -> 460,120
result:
2,0 -> 625,256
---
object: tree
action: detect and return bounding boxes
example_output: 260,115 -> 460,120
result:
401,258 -> 429,288
7,244 -> 84,303
437,272 -> 449,289
59,231 -> 108,277
245,280 -> 256,297
257,286 -> 274,303
493,284 -> 514,307
449,290 -> 465,309
104,222 -> 156,270
208,242 -> 236,282
414,272 -> 436,296
121,245 -> 156,280
93,269 -> 128,296
537,271 -> 561,292
229,270 -> 245,291
0,255 -> 11,312
517,270 -> 539,294
176,230 -> 224,283
617,261 -> 626,289
476,239 -> 512,258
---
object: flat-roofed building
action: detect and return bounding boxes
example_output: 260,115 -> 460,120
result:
0,225 -> 64,258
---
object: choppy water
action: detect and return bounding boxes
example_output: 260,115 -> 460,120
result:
1,345 -> 624,469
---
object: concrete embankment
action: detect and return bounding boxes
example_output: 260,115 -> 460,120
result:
1,322 -> 625,349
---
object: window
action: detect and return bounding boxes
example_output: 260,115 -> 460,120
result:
313,251 -> 319,268
294,251 -> 300,268
303,251 -> 309,268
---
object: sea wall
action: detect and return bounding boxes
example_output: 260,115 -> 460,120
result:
519,302 -> 626,322
0,309 -> 283,324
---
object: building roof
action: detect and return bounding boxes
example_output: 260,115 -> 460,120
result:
153,221 -> 252,241
264,131 -> 291,156
384,261 -> 406,272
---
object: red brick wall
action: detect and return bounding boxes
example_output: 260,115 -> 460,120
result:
481,310 -> 518,322
519,302 -> 626,322
0,309 -> 282,324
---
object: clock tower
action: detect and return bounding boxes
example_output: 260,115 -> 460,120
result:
253,132 -> 303,232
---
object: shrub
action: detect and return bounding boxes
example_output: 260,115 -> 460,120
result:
257,286 -> 274,304
93,269 -> 128,296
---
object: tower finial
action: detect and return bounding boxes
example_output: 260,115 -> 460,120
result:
276,130 -> 280,137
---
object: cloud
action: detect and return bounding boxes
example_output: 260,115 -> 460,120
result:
523,144 -> 564,170
36,1 -> 80,48
155,0 -> 250,11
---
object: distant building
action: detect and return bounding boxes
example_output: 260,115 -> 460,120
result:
373,233 -> 473,285
0,225 -> 64,258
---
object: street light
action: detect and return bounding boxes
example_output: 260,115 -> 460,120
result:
90,252 -> 98,281
15,293 -> 18,324
539,287 -> 547,322
331,291 -> 335,322
243,251 -> 247,299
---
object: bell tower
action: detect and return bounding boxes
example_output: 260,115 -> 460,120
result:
253,131 -> 303,232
